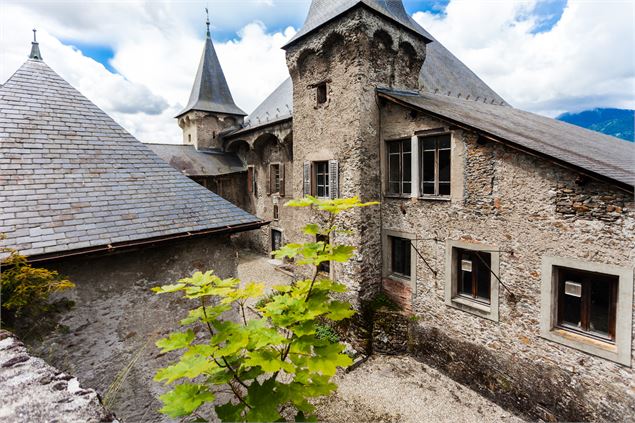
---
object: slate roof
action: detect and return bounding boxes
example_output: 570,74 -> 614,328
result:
285,0 -> 432,48
242,78 -> 293,130
176,31 -> 246,118
242,0 -> 506,132
0,59 -> 261,258
146,144 -> 246,177
378,89 -> 635,187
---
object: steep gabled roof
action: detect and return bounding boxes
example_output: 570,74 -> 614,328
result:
0,59 -> 261,258
285,0 -> 432,47
242,0 -> 506,133
177,31 -> 246,118
147,144 -> 246,177
379,89 -> 634,188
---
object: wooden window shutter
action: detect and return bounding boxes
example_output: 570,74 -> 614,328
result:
303,162 -> 311,196
247,166 -> 254,194
279,163 -> 285,197
267,164 -> 272,195
328,160 -> 339,199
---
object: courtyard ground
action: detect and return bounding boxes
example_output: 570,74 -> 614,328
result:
237,251 -> 523,423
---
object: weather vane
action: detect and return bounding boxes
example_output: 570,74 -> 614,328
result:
205,6 -> 210,37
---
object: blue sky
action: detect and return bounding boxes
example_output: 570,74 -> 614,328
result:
64,0 -> 568,69
1,0 -> 631,144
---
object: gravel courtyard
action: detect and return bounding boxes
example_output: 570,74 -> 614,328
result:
237,251 -> 523,423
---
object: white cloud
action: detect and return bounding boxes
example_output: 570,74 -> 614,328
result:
0,2 -> 294,144
413,0 -> 635,116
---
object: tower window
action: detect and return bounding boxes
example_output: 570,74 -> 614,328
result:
188,134 -> 192,144
316,82 -> 328,105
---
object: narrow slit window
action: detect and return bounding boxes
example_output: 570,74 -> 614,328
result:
269,163 -> 281,195
316,83 -> 328,105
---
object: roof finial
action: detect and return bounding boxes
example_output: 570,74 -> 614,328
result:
205,7 -> 211,38
29,28 -> 43,60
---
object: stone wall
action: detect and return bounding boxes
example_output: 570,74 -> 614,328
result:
378,100 -> 635,421
284,7 -> 428,304
28,235 -> 238,422
0,330 -> 115,423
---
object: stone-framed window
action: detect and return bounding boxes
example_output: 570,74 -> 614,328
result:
420,134 -> 451,197
271,228 -> 283,254
444,240 -> 500,321
540,256 -> 633,366
303,160 -> 339,199
268,163 -> 284,196
382,230 -> 416,284
386,138 -> 412,196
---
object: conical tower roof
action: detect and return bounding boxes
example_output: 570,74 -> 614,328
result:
177,25 -> 246,118
0,55 -> 259,258
284,0 -> 432,48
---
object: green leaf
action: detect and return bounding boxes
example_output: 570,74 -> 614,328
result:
152,283 -> 186,294
244,379 -> 283,422
303,223 -> 320,236
156,329 -> 196,353
155,354 -> 216,384
325,301 -> 356,321
326,245 -> 356,263
216,402 -> 245,422
308,343 -> 353,376
180,304 -> 232,326
273,243 -> 303,260
244,349 -> 295,373
158,383 -> 214,418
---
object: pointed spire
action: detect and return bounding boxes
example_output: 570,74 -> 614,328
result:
176,11 -> 245,118
29,28 -> 43,61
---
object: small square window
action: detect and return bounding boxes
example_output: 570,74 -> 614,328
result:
389,236 -> 411,278
316,83 -> 328,105
541,257 -> 633,366
445,240 -> 500,321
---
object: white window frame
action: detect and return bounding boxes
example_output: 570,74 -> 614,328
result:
540,256 -> 633,366
444,240 -> 500,322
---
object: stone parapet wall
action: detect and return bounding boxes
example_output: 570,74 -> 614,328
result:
0,330 -> 116,423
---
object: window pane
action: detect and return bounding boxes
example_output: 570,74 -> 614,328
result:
391,237 -> 410,277
423,183 -> 435,195
423,138 -> 436,151
439,183 -> 451,196
458,251 -> 472,296
389,142 -> 400,154
475,252 -> 491,302
422,151 -> 435,182
402,139 -> 411,153
389,182 -> 400,193
589,278 -> 614,336
403,152 -> 411,183
389,154 -> 400,186
439,150 -> 451,182
561,292 -> 582,329
438,136 -> 451,149
402,182 -> 411,194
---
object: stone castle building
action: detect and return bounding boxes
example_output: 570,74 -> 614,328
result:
161,0 -> 634,421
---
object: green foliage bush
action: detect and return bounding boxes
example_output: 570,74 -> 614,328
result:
0,234 -> 74,330
153,196 -> 378,422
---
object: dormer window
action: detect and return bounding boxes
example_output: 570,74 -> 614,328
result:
316,82 -> 328,105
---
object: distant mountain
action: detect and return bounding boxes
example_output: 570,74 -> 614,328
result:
557,108 -> 634,142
